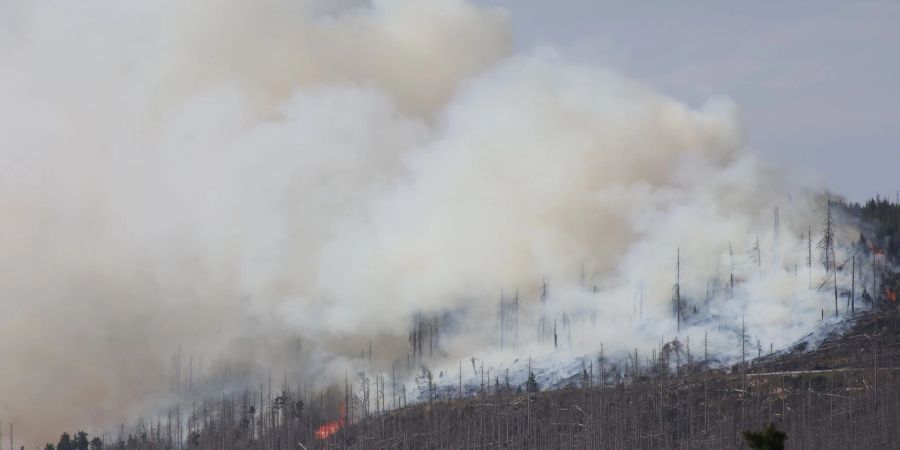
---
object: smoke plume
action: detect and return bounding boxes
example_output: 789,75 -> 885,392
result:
0,0 -> 857,444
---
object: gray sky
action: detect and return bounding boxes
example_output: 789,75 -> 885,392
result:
475,0 -> 900,202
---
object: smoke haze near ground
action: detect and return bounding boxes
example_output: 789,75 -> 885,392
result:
0,0 -> 856,444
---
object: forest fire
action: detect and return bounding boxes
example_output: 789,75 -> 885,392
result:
886,288 -> 897,303
314,420 -> 342,440
314,403 -> 346,440
869,243 -> 885,256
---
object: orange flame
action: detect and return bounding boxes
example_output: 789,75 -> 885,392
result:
315,420 -> 342,440
869,244 -> 885,256
886,288 -> 897,303
315,403 -> 346,440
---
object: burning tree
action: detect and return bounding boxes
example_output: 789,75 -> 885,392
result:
314,402 -> 345,440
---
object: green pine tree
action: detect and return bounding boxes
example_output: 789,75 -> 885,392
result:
56,432 -> 74,450
89,437 -> 103,450
526,370 -> 539,393
73,431 -> 89,450
742,423 -> 786,450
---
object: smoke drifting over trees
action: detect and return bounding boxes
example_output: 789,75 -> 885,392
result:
0,0 -> 870,444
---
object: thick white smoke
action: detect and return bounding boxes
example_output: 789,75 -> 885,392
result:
0,0 -> 858,444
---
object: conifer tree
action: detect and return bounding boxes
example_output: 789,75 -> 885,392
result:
526,370 -> 539,393
742,423 -> 786,450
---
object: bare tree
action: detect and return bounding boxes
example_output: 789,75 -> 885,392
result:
674,247 -> 681,332
751,234 -> 762,278
819,198 -> 836,273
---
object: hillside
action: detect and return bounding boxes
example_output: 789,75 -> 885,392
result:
36,303 -> 900,450
315,307 -> 900,450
